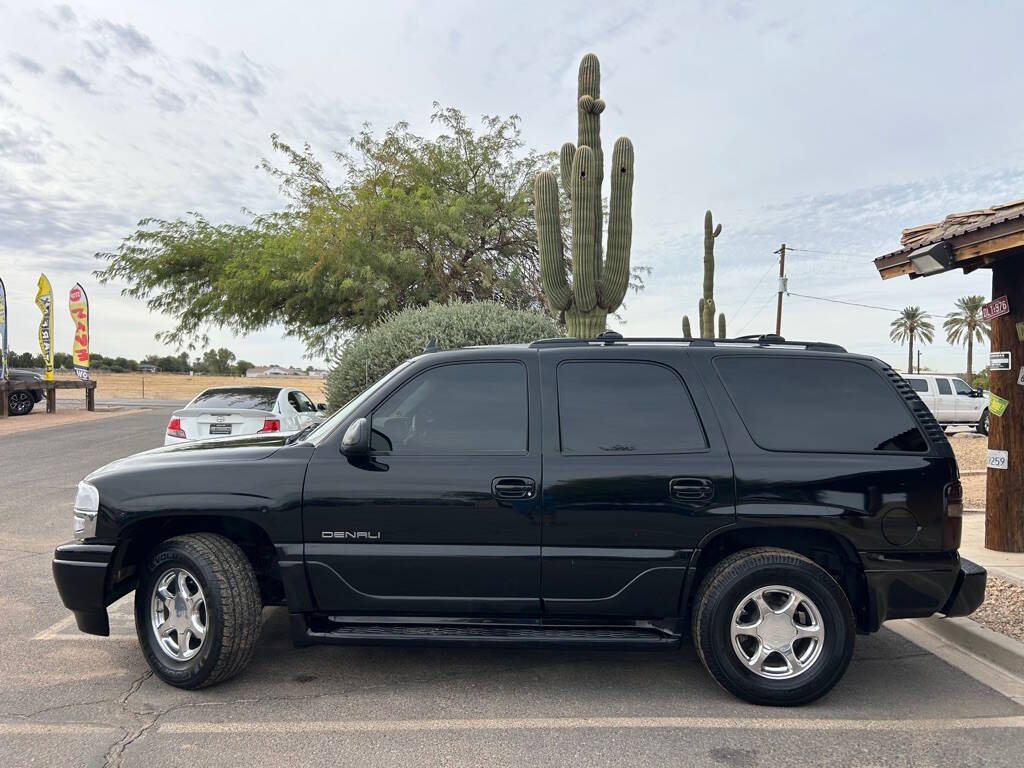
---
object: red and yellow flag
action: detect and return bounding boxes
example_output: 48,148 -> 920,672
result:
69,283 -> 90,381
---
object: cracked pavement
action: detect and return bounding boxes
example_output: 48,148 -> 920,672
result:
2,409 -> 1023,767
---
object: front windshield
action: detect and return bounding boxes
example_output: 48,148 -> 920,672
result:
304,358 -> 417,445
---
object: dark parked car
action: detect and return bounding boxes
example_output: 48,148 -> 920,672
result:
51,334 -> 985,705
6,368 -> 44,415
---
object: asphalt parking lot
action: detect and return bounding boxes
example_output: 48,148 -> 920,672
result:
2,409 -> 1023,767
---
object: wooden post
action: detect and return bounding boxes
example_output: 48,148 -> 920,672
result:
46,383 -> 56,414
0,382 -> 7,419
775,243 -> 786,336
985,257 -> 1024,552
86,381 -> 96,412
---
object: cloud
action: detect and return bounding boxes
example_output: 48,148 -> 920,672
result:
93,20 -> 155,55
192,60 -> 234,89
8,53 -> 44,75
123,65 -> 153,86
0,124 -> 48,165
56,66 -> 94,93
152,87 -> 187,113
40,4 -> 78,31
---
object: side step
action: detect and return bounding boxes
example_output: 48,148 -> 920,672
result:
292,615 -> 680,650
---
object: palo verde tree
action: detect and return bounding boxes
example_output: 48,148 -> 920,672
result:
96,107 -> 557,357
890,306 -> 935,373
943,295 -> 991,380
534,53 -> 635,338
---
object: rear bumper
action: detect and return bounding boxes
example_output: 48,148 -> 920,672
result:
861,551 -> 986,631
52,542 -> 115,636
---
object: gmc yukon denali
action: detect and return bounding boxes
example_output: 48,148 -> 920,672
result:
51,334 -> 985,706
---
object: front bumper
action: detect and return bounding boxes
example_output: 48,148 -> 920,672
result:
52,542 -> 116,636
861,551 -> 986,631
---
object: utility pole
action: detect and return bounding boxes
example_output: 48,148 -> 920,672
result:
916,349 -> 921,374
775,244 -> 787,336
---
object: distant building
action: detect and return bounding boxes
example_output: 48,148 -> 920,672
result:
245,365 -> 306,378
138,363 -> 159,373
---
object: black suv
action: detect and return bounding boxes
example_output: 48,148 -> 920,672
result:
6,368 -> 44,415
52,335 -> 985,705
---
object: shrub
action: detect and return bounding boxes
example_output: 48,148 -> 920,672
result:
326,301 -> 560,408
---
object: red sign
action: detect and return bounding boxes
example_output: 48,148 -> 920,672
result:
982,295 -> 1010,321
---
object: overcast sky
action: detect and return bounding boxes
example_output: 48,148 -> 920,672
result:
2,1 -> 1022,372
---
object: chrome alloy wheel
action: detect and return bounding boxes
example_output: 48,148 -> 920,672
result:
730,585 -> 824,680
150,567 -> 208,662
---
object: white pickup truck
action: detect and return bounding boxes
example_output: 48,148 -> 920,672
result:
903,373 -> 989,435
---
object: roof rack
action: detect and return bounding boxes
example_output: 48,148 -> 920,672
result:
529,333 -> 846,353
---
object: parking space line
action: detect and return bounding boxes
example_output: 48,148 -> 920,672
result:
0,723 -> 118,735
159,715 -> 1024,734
32,614 -> 136,641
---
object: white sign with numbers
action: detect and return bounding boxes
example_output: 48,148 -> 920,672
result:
987,449 -> 1009,470
991,351 -> 1012,371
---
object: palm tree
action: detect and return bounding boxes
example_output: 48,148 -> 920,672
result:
943,295 -> 991,380
890,306 -> 935,373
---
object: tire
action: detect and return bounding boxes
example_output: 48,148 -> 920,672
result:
692,547 -> 855,706
7,391 -> 34,416
977,409 -> 989,436
135,533 -> 262,689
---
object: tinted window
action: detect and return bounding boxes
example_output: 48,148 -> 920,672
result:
936,378 -> 952,395
557,361 -> 706,454
952,379 -> 973,395
190,388 -> 279,411
715,357 -> 927,453
372,362 -> 527,453
289,391 -> 316,412
906,377 -> 928,393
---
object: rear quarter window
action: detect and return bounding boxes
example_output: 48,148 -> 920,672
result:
714,356 -> 927,454
905,377 -> 929,393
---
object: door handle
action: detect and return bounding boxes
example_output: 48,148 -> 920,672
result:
669,477 -> 714,502
492,477 -> 536,500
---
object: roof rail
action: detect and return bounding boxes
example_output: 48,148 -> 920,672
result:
529,335 -> 846,353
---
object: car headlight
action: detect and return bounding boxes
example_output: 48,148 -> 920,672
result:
72,482 -> 99,541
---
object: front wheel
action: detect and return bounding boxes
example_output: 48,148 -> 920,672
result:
7,391 -> 34,416
692,547 -> 855,706
135,533 -> 263,688
977,409 -> 989,436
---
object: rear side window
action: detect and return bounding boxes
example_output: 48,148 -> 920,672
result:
189,388 -> 279,411
906,377 -> 928,393
557,361 -> 706,454
936,378 -> 952,395
715,357 -> 927,453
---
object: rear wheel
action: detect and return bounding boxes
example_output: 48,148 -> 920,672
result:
977,409 -> 989,436
135,533 -> 262,688
7,391 -> 34,416
693,547 -> 855,706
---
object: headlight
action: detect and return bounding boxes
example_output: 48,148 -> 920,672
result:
72,482 -> 99,540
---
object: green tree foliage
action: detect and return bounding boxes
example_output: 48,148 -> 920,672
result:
326,301 -> 558,409
96,106 -> 558,357
972,368 -> 990,390
889,306 -> 935,374
194,347 -> 237,375
234,360 -> 255,376
943,295 -> 991,380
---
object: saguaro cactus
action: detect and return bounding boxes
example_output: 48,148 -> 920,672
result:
682,210 -> 727,338
535,53 -> 634,338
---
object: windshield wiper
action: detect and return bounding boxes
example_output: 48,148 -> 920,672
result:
286,424 -> 317,444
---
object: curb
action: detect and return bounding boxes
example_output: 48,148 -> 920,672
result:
912,616 -> 1024,679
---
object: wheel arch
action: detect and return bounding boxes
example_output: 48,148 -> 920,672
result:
111,514 -> 285,607
683,525 -> 870,632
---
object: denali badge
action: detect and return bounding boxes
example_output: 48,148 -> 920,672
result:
322,531 -> 381,540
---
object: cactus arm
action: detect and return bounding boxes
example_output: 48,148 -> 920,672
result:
569,146 -> 598,312
559,142 -> 576,197
534,171 -> 573,312
718,312 -> 726,339
599,136 -> 633,310
682,315 -> 692,338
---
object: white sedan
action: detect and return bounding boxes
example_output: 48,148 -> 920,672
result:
165,386 -> 327,445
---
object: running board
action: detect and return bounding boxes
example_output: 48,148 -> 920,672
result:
291,615 -> 680,650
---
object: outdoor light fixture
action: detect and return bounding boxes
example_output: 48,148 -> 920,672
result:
909,241 -> 955,275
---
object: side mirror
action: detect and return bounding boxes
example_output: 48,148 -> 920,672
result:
316,402 -> 328,412
341,417 -> 370,455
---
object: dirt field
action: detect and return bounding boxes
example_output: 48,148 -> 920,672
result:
51,371 -> 326,402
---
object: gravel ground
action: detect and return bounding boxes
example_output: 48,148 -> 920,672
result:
949,431 -> 988,471
972,575 -> 1024,643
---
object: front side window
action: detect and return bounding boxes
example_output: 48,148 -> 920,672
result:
936,378 -> 952,395
952,379 -> 973,395
906,377 -> 928,393
556,361 -> 706,454
715,356 -> 927,453
371,362 -> 527,454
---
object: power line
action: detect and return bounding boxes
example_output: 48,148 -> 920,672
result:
786,291 -> 944,318
736,291 -> 779,334
785,247 -> 874,264
730,258 -> 779,329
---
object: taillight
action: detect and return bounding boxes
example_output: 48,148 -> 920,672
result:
258,418 -> 281,433
166,417 -> 186,439
942,481 -> 963,550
